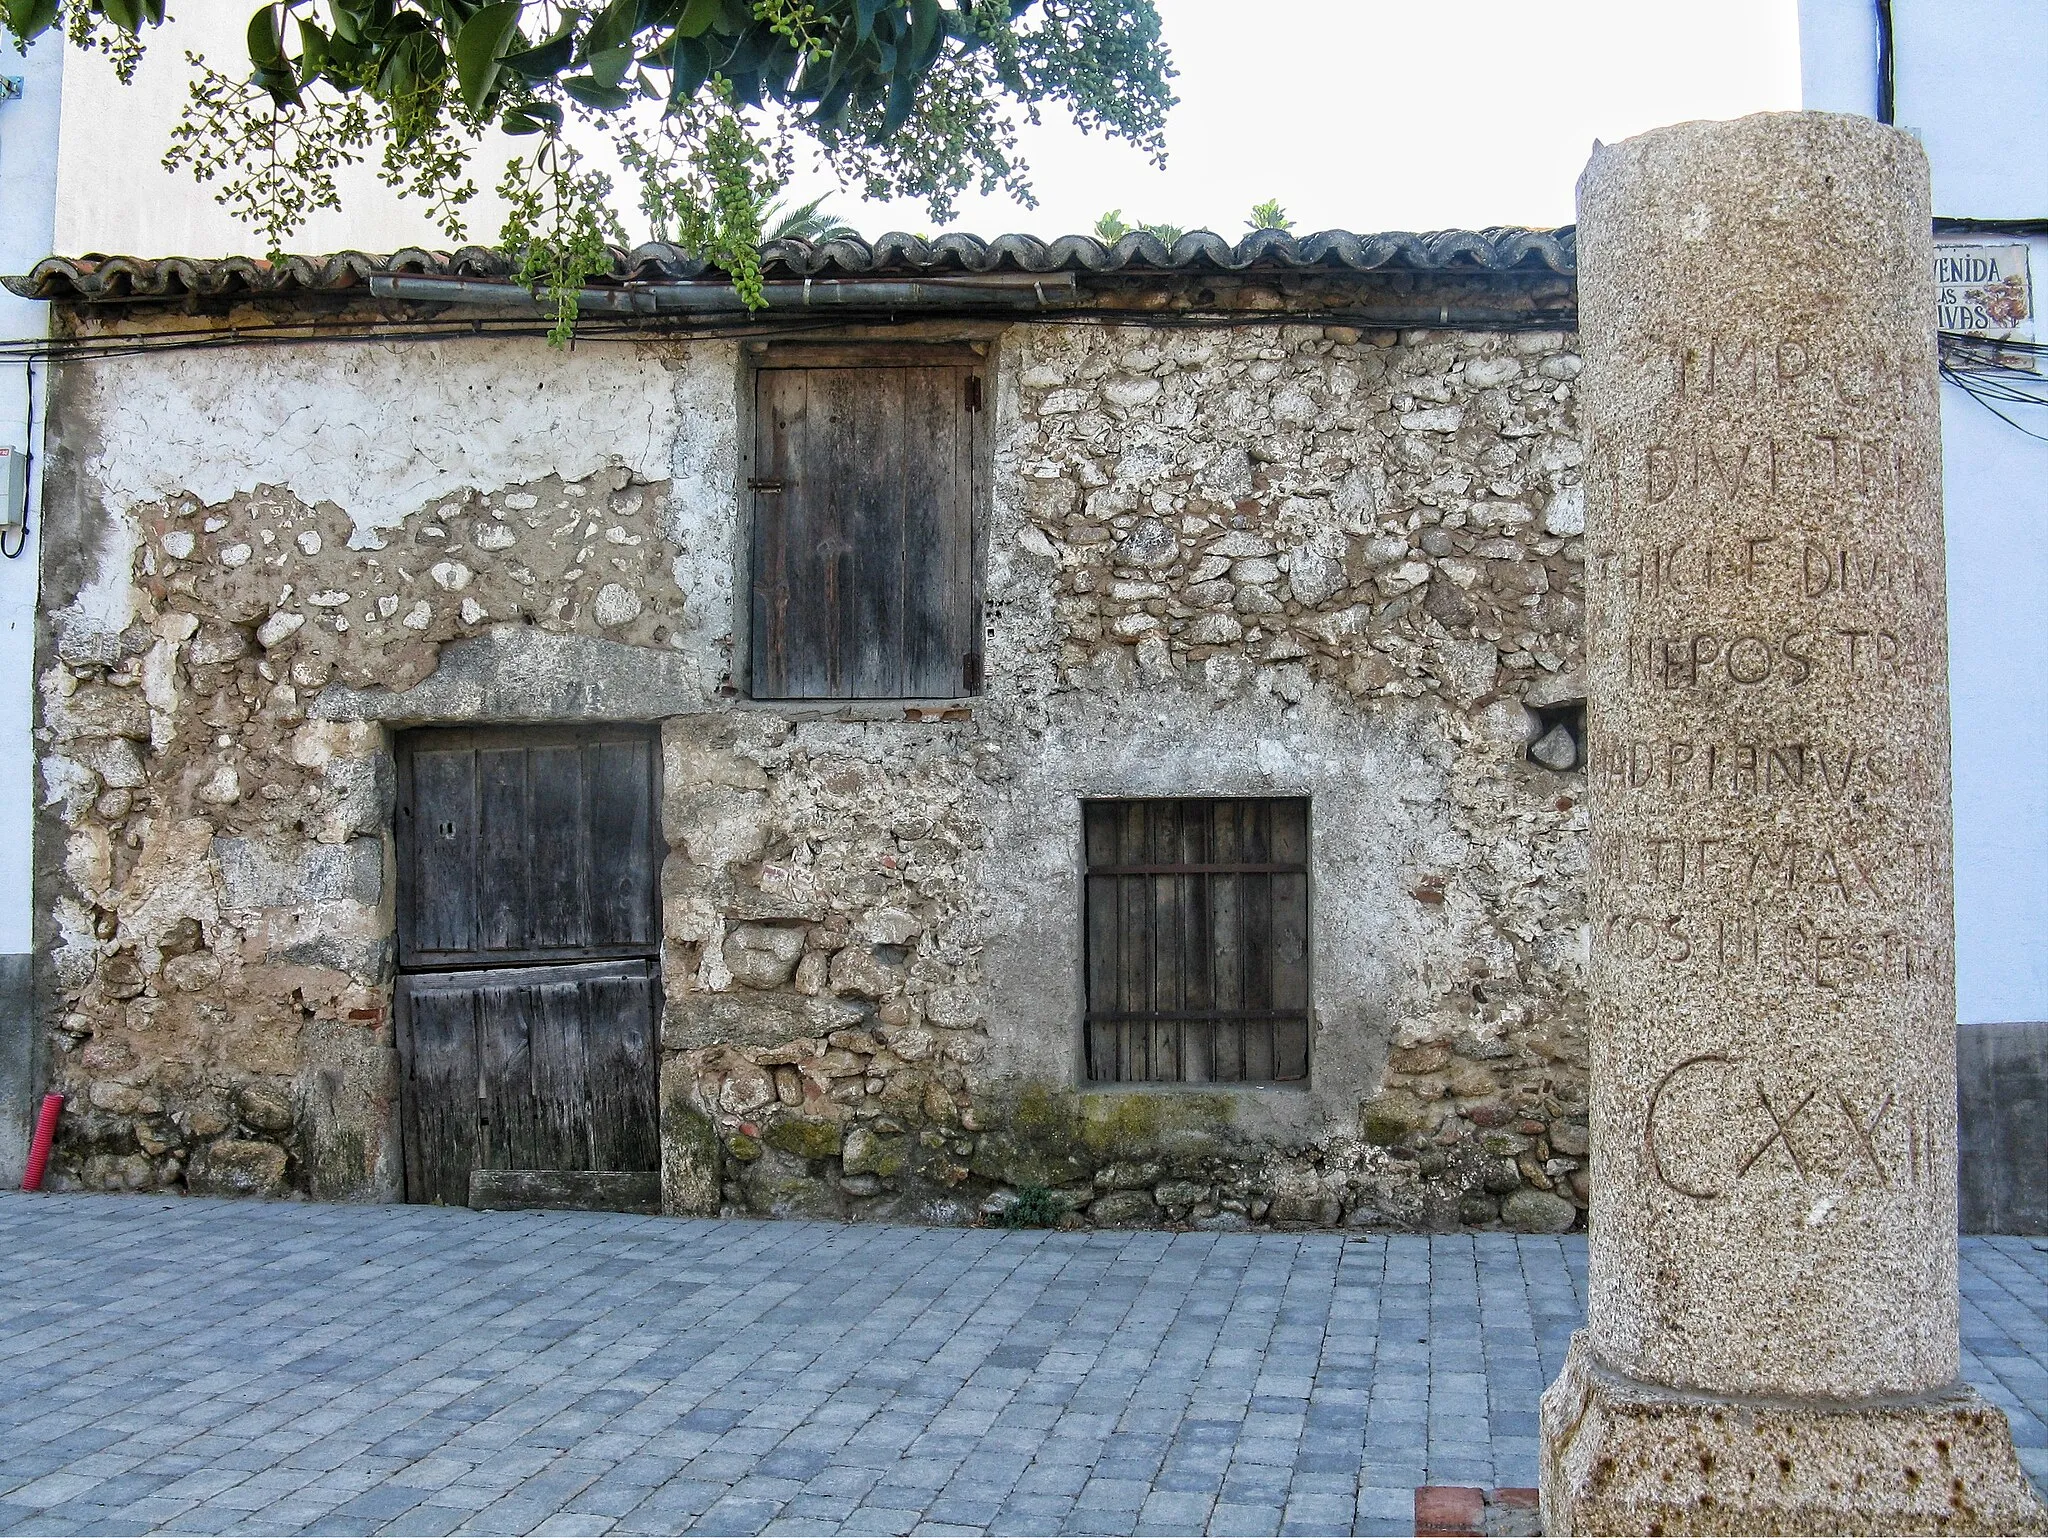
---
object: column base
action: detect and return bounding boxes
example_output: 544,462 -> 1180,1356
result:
1540,1333 -> 2048,1535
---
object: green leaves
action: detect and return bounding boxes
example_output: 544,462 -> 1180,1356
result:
664,32 -> 711,102
582,0 -> 642,60
498,99 -> 562,134
2,0 -> 62,43
499,20 -> 575,79
91,0 -> 169,28
1247,198 -> 1292,232
295,19 -> 329,87
452,1 -> 522,113
30,0 -> 1175,345
29,0 -> 1172,183
672,0 -> 721,40
375,25 -> 448,110
247,4 -> 301,106
560,74 -> 635,109
244,5 -> 287,68
907,0 -> 941,67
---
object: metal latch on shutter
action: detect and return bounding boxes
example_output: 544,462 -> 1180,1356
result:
747,477 -> 785,492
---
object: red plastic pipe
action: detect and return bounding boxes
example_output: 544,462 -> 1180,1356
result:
21,1094 -> 62,1191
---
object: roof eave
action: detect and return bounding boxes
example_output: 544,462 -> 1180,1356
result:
6,227 -> 1578,304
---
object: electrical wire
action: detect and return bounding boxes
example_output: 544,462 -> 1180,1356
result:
0,291 -> 1576,368
1877,0 -> 1897,125
1938,331 -> 2048,444
3,309 -> 2027,396
0,309 -> 854,363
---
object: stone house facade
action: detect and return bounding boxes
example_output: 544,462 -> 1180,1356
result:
9,229 -> 1592,1232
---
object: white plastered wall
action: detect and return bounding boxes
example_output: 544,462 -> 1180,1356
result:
1803,0 -> 2048,1022
0,26 -> 61,1180
1941,332 -> 2048,1023
54,10 -> 518,257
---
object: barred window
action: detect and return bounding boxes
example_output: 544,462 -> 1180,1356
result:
1083,798 -> 1310,1085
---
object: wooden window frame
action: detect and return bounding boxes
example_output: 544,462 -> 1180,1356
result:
740,340 -> 993,703
1080,796 -> 1313,1088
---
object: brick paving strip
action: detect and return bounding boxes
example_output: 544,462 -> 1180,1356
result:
1409,1487 -> 1535,1537
0,1196 -> 2043,1537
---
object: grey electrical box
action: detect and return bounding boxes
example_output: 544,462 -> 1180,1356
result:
0,447 -> 26,530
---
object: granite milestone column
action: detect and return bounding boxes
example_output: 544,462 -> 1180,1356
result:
1540,112 -> 2047,1534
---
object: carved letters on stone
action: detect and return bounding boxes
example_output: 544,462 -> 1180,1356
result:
1639,1050 -> 1939,1201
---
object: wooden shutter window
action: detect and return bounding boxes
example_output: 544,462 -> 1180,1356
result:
1083,798 -> 1311,1085
750,359 -> 978,700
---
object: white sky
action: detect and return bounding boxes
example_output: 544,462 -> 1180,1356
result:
53,0 -> 1803,255
796,0 -> 1805,239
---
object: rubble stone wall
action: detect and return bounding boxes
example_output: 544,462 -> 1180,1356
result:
34,337 -> 706,1200
32,315 -> 1592,1233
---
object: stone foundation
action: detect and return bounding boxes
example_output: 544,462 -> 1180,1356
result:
1540,1336 -> 2047,1536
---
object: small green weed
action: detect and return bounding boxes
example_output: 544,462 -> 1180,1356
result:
993,1184 -> 1068,1229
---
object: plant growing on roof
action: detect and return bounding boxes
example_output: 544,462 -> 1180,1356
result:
1247,197 -> 1290,231
760,191 -> 858,242
7,1 -> 1176,341
1091,209 -> 1181,244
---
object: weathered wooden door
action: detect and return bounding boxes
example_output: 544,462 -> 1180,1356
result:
393,725 -> 661,1210
750,352 -> 981,699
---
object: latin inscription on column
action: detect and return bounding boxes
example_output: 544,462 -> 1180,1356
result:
1545,112 -> 2045,1538
1575,126 -> 1959,1404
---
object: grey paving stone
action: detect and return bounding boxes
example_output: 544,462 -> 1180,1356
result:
1057,1509 -> 1140,1536
1137,1489 -> 1214,1527
7,1197 -> 2048,1537
383,1506 -> 474,1536
833,1506 -> 920,1537
1208,1500 -> 1285,1536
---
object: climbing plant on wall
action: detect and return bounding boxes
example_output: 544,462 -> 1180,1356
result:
6,1 -> 1175,337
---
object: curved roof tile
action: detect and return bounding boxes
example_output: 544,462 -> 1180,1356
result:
5,226 -> 1575,302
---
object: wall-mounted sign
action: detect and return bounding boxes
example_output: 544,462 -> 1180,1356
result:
1936,242 -> 2036,371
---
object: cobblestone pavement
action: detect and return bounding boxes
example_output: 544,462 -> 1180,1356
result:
1,1195 -> 2044,1537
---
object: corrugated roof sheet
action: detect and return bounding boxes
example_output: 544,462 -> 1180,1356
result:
4,227 -> 1576,302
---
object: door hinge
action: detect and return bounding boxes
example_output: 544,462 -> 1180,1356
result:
964,376 -> 984,412
747,477 -> 785,492
962,650 -> 983,690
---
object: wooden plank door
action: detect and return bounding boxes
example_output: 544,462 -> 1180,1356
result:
396,961 -> 659,1206
750,361 -> 979,700
393,726 -> 661,1209
396,726 -> 661,969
